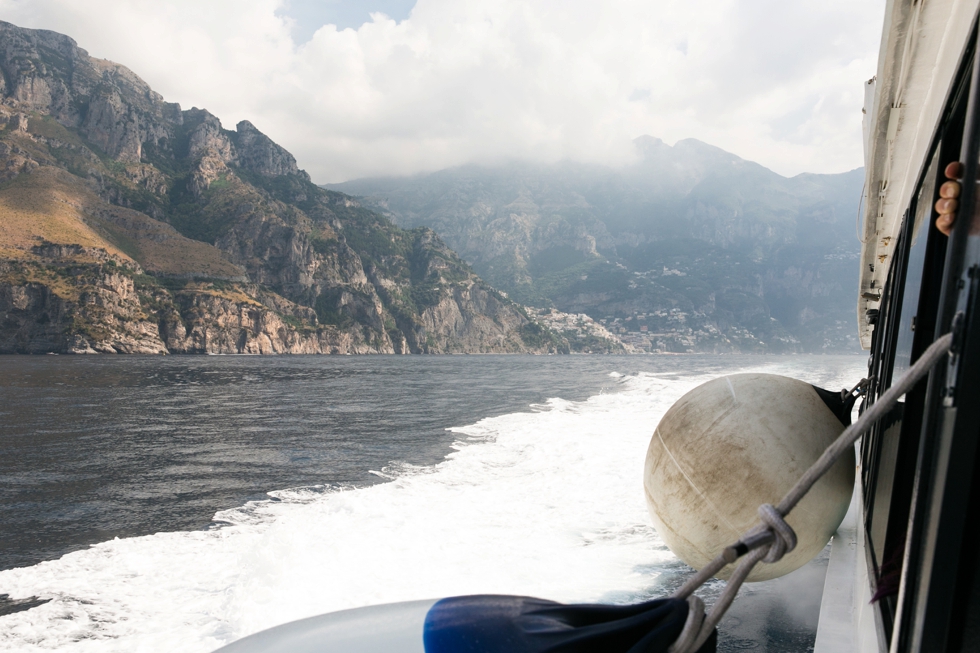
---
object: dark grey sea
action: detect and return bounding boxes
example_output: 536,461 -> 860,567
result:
0,354 -> 866,652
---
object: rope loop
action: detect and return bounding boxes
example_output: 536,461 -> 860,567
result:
667,595 -> 705,653
757,503 -> 797,563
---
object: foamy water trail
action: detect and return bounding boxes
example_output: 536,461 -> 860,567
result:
0,358 -> 864,652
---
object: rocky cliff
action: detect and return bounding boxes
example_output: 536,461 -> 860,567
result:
0,21 -> 558,355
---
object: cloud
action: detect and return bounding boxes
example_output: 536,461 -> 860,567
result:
277,0 -> 417,42
0,0 -> 884,182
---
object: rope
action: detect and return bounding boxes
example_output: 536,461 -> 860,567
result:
757,504 -> 796,563
667,596 -> 705,653
668,332 -> 953,653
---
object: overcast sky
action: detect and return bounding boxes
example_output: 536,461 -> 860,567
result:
0,0 -> 885,183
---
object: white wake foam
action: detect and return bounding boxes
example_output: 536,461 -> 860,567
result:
0,357 -> 864,652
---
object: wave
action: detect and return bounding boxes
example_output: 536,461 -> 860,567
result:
0,357 -> 865,652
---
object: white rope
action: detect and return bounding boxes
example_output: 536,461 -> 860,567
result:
668,333 -> 953,653
758,504 -> 796,563
666,596 -> 705,653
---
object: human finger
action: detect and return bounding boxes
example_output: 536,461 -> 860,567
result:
936,212 -> 955,236
939,180 -> 961,199
935,197 -> 959,215
945,161 -> 964,180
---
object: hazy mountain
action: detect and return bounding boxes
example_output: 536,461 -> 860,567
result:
0,21 -> 563,355
328,137 -> 864,353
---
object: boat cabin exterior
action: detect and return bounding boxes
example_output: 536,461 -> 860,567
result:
848,0 -> 980,650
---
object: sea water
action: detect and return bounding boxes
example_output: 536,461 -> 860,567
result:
0,354 -> 866,652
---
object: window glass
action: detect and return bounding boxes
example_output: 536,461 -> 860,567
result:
893,148 -> 939,378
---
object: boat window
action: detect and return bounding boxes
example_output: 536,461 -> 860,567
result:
862,234 -> 906,612
893,151 -> 940,377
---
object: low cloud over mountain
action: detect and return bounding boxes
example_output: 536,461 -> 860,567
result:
330,137 -> 864,353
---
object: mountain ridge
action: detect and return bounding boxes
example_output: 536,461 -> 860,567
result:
327,138 -> 864,353
0,20 -> 565,355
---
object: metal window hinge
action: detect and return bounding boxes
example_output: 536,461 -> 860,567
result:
950,310 -> 967,356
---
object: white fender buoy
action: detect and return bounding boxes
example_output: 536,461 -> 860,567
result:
644,373 -> 854,582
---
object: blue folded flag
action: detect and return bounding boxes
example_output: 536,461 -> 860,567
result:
425,595 -> 716,653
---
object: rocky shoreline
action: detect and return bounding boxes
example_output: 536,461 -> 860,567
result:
0,253 -> 567,355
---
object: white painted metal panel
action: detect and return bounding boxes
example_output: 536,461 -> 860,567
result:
859,0 -> 980,348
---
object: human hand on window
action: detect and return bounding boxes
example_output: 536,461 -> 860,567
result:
935,161 -> 963,236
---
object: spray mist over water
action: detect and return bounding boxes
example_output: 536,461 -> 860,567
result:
0,358 -> 864,652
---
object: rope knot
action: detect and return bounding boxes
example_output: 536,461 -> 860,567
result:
757,503 -> 797,563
